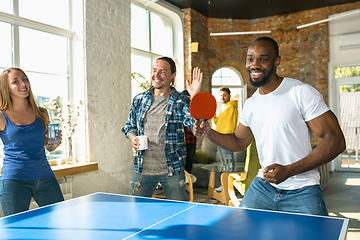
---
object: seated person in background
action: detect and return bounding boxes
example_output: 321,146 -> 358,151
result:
193,37 -> 345,216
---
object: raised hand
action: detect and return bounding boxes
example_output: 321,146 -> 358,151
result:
186,67 -> 203,97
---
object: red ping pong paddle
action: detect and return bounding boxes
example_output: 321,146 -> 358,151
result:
190,92 -> 217,121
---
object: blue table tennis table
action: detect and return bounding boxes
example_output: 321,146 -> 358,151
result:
0,192 -> 349,240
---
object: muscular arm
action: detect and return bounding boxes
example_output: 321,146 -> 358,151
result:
194,120 -> 254,152
263,110 -> 346,184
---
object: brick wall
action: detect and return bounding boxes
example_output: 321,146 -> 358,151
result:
184,2 -> 360,100
70,0 -> 133,197
184,9 -> 212,93
184,2 -> 360,146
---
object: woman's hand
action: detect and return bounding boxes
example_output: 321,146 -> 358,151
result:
45,130 -> 62,152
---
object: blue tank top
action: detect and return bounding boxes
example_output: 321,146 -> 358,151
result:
0,111 -> 54,180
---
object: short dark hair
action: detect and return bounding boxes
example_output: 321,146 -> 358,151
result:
220,87 -> 230,95
252,36 -> 279,58
156,57 -> 176,74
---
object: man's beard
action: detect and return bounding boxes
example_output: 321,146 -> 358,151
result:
248,65 -> 274,88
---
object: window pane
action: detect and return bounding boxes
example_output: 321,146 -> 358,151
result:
19,0 -> 69,29
26,71 -> 67,161
27,72 -> 67,105
19,27 -> 69,162
19,27 -> 68,75
131,53 -> 152,97
335,65 -> 360,78
0,22 -> 12,68
150,12 -> 171,56
0,0 -> 11,14
338,84 -> 360,168
131,4 -> 149,51
212,67 -> 242,86
130,4 -> 175,100
211,87 -> 221,102
212,75 -> 222,86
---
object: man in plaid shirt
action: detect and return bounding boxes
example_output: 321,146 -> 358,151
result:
122,57 -> 202,201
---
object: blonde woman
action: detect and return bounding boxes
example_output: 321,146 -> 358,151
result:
0,68 -> 64,216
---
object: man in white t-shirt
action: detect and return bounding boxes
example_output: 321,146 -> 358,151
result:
193,37 -> 345,216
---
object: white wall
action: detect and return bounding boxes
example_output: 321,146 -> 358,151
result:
329,10 -> 360,65
69,0 -> 133,198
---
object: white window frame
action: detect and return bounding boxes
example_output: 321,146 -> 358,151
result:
0,2 -> 77,166
329,65 -> 360,172
131,0 -> 184,97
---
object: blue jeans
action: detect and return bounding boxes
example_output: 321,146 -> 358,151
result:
217,146 -> 235,171
0,177 -> 64,217
240,177 -> 328,216
129,171 -> 187,201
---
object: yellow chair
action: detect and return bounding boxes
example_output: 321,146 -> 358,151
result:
152,170 -> 195,202
228,140 -> 261,207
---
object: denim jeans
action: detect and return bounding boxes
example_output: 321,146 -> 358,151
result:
129,171 -> 187,201
0,176 -> 64,217
240,177 -> 328,216
217,146 -> 235,171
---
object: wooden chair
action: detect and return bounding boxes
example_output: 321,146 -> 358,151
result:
152,170 -> 195,202
228,140 -> 261,207
184,170 -> 195,202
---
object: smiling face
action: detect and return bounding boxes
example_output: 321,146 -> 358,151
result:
246,40 -> 280,88
7,69 -> 30,99
151,60 -> 176,95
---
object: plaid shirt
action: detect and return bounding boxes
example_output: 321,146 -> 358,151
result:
121,86 -> 194,176
184,127 -> 196,145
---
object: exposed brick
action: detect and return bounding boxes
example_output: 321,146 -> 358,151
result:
184,1 -> 359,146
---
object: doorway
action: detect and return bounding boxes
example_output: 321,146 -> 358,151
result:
335,76 -> 360,171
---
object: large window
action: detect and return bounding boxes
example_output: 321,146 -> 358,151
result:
0,0 -> 73,166
131,3 -> 175,98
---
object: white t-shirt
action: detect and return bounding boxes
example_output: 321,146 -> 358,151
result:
240,77 -> 329,190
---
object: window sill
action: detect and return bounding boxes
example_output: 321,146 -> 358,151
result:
52,162 -> 98,178
0,163 -> 98,177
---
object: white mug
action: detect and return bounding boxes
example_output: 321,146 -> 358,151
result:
137,135 -> 148,150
